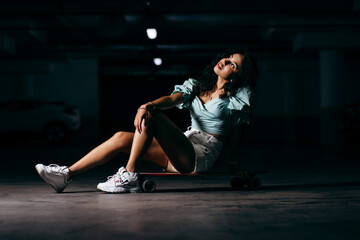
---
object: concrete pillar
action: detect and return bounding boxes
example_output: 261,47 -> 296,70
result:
319,50 -> 344,146
355,0 -> 360,12
283,72 -> 296,144
283,72 -> 296,115
0,35 -> 16,54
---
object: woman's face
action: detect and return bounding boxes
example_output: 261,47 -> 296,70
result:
213,53 -> 244,81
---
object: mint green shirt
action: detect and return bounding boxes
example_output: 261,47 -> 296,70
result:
172,78 -> 251,136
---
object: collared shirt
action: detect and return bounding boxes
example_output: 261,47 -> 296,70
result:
172,78 -> 251,136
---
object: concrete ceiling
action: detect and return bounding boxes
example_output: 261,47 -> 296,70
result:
0,0 -> 359,75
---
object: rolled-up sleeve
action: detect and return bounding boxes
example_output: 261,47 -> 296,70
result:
227,87 -> 252,125
171,78 -> 198,109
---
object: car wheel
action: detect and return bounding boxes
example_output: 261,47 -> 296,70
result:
44,123 -> 67,144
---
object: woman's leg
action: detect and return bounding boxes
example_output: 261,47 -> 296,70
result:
126,111 -> 195,173
68,131 -> 175,177
69,110 -> 195,176
68,132 -> 131,176
37,112 -> 190,192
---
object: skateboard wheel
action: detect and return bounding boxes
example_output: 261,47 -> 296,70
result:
231,177 -> 245,189
247,178 -> 262,190
142,180 -> 156,193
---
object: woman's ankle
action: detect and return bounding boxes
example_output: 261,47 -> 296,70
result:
68,168 -> 78,179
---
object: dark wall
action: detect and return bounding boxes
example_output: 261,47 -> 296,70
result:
99,75 -> 191,139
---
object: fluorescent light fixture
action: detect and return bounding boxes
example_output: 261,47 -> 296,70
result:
146,28 -> 157,39
153,58 -> 162,66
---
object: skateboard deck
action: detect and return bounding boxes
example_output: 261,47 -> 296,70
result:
138,170 -> 269,192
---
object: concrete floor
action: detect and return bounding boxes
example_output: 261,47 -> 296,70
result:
1,143 -> 360,240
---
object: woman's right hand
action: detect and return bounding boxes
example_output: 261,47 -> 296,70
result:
134,107 -> 149,134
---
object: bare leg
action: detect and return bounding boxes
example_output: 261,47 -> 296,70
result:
68,131 -> 174,177
126,111 -> 195,173
69,111 -> 195,176
68,133 -> 127,176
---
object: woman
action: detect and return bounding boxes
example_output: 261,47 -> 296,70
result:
35,49 -> 258,193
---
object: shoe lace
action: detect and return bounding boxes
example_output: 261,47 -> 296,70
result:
105,168 -> 133,185
118,172 -> 129,184
104,172 -> 125,183
48,164 -> 66,172
106,174 -> 117,182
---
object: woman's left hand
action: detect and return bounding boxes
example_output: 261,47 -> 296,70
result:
134,107 -> 150,134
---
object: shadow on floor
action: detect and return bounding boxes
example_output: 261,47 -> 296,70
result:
150,181 -> 360,193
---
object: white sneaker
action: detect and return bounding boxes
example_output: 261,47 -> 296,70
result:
35,164 -> 72,193
97,167 -> 140,193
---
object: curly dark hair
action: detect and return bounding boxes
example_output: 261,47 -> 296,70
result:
192,49 -> 258,100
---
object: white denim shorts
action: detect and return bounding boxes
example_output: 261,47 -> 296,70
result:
167,127 -> 223,173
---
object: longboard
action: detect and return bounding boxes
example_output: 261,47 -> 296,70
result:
138,170 -> 269,192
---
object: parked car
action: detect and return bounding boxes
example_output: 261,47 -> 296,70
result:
0,100 -> 81,144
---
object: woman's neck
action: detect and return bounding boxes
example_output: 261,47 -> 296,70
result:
216,77 -> 229,90
199,77 -> 229,98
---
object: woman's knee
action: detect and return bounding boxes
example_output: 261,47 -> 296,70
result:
145,111 -> 161,129
139,111 -> 157,132
111,131 -> 128,148
112,131 -> 124,139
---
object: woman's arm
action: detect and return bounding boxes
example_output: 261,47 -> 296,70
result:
134,92 -> 184,133
139,92 -> 184,111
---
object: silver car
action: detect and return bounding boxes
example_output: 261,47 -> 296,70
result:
0,101 -> 81,144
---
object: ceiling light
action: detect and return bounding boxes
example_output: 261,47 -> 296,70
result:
146,28 -> 157,39
153,58 -> 162,66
